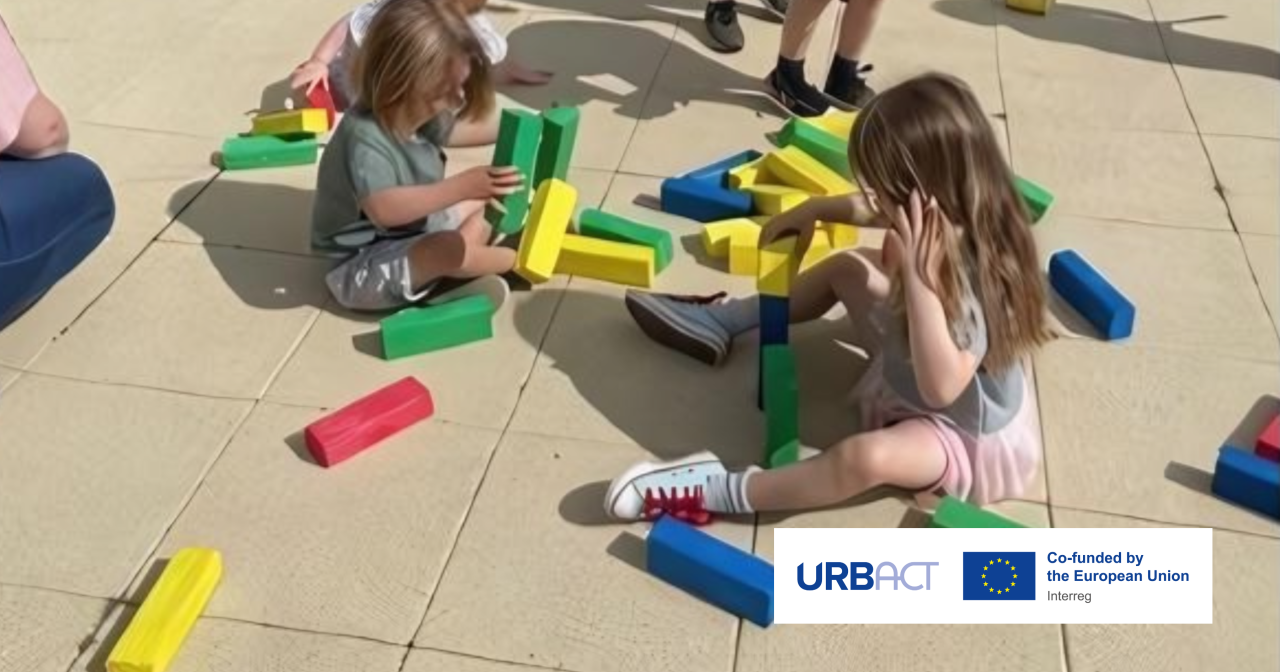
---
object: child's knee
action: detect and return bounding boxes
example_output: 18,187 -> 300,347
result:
411,230 -> 467,274
832,435 -> 891,487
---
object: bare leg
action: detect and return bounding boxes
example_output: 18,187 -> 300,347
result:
835,0 -> 885,59
6,93 -> 68,159
788,248 -> 890,325
406,210 -> 515,289
779,0 -> 835,59
747,420 -> 946,511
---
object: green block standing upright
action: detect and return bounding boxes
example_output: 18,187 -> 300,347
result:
777,118 -> 851,179
1014,175 -> 1054,224
533,106 -> 580,189
763,344 -> 800,468
928,496 -> 1026,528
380,295 -> 495,360
486,110 -> 543,235
577,208 -> 674,272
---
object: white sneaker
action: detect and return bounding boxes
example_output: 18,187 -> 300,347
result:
427,275 -> 510,311
604,451 -> 726,525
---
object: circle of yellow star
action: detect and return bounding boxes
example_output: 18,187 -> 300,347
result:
984,582 -> 988,586
989,588 -> 993,592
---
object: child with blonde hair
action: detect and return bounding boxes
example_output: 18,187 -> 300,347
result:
312,0 -> 520,311
292,0 -> 550,110
606,73 -> 1051,523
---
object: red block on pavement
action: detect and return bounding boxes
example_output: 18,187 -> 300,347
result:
304,377 -> 434,467
1257,416 -> 1280,462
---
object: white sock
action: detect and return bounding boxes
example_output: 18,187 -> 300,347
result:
704,467 -> 760,514
706,296 -> 761,336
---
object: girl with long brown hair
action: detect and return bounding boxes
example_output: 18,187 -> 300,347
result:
605,73 -> 1051,523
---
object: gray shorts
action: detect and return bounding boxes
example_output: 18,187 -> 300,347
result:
324,210 -> 462,312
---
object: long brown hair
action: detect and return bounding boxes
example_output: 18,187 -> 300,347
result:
352,0 -> 494,139
850,73 -> 1050,372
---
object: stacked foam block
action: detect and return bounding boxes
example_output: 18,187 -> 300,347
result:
757,238 -> 802,469
218,101 -> 331,171
1211,413 -> 1279,520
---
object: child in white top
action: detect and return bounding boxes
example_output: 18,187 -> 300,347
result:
291,0 -> 550,109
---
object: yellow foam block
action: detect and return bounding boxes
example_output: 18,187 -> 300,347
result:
251,108 -> 329,136
555,234 -> 655,288
728,157 -> 772,189
765,146 -> 854,196
810,111 -> 857,140
745,184 -> 811,216
517,179 -> 577,283
757,238 -> 800,296
826,222 -> 859,249
1006,0 -> 1052,14
728,226 -> 762,276
800,228 -> 835,272
108,548 -> 222,672
701,218 -> 759,258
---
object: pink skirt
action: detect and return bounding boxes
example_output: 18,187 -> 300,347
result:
0,17 -> 38,152
852,356 -> 1042,507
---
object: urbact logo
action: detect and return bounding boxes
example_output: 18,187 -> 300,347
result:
796,561 -> 940,591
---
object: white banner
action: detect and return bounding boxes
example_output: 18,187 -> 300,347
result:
773,528 -> 1213,624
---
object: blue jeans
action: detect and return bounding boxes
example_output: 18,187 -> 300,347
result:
0,153 -> 114,329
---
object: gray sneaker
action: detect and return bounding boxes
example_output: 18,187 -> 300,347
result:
704,0 -> 744,53
762,0 -> 789,19
624,290 -> 733,367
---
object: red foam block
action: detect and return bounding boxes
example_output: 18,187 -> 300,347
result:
306,81 -> 337,128
305,377 -> 434,467
1257,416 -> 1280,462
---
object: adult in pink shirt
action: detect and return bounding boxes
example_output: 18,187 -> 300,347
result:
0,15 -> 113,329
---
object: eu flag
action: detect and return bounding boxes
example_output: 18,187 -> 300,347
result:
962,552 -> 1035,600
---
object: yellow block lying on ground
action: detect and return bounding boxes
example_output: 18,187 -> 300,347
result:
810,111 -> 857,140
801,227 -> 835,272
728,226 -> 762,276
251,108 -> 329,136
758,238 -> 800,297
765,146 -> 854,196
744,184 -> 811,215
702,218 -> 760,258
517,179 -> 577,283
728,157 -> 771,189
107,548 -> 222,672
555,234 -> 655,288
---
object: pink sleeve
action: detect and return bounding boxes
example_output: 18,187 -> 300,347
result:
0,16 -> 39,151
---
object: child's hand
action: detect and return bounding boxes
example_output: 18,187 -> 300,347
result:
888,190 -> 945,287
497,61 -> 554,86
290,59 -> 329,94
454,166 -> 524,201
760,205 -> 818,256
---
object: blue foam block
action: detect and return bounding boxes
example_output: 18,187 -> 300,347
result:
682,150 -> 763,187
660,177 -> 754,222
1211,446 -> 1280,519
1048,250 -> 1135,340
760,295 -> 789,346
646,516 -> 774,627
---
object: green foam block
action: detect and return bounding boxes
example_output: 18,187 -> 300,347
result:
1014,175 -> 1054,224
380,295 -> 495,360
577,208 -> 674,272
220,133 -> 317,170
486,110 -> 544,235
532,106 -> 580,189
763,344 -> 799,468
928,496 -> 1026,528
777,118 -> 851,179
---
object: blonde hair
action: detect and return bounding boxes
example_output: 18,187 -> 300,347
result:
850,73 -> 1051,372
352,0 -> 494,139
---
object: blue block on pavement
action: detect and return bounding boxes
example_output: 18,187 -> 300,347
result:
646,516 -> 775,627
660,177 -> 753,222
1048,249 -> 1135,340
1212,446 -> 1280,519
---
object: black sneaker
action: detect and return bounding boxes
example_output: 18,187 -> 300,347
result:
761,0 -> 789,19
704,1 -> 744,53
765,68 -> 830,117
823,62 -> 876,110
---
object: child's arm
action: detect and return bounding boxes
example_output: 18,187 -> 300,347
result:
360,166 -> 522,228
447,109 -> 501,147
758,192 -> 878,251
896,192 -> 979,409
290,14 -> 351,92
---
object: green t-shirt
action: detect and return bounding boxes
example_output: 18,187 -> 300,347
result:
311,106 -> 456,251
